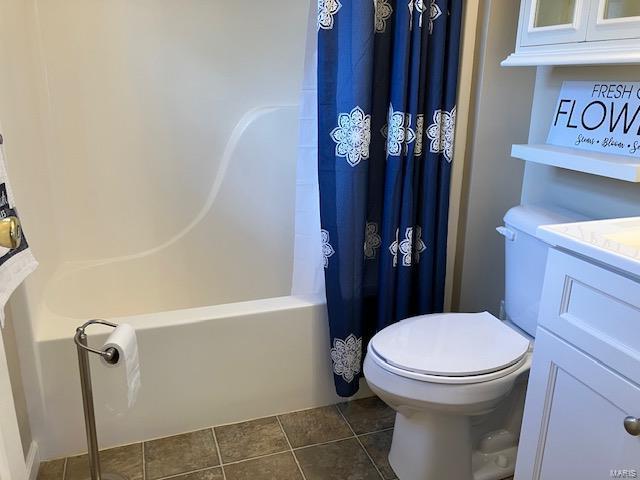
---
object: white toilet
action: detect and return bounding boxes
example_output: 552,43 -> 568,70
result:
363,205 -> 585,480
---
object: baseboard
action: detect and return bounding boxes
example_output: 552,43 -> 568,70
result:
25,441 -> 39,480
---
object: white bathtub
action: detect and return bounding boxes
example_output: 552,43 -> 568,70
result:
34,294 -> 353,459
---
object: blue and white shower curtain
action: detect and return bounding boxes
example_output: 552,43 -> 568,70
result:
318,0 -> 463,396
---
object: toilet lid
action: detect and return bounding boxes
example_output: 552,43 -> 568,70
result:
370,312 -> 530,377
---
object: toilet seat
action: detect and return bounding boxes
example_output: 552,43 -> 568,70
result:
368,345 -> 530,384
369,312 -> 531,385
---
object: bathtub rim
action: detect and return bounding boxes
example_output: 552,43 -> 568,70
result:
36,293 -> 326,343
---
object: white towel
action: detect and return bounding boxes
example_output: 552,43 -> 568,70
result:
0,134 -> 38,327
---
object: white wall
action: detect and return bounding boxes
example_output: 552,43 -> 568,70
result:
17,0 -> 310,325
1,309 -> 31,459
0,0 -> 59,463
0,0 -> 60,328
455,0 -> 536,315
522,65 -> 640,218
35,0 -> 308,261
0,0 -> 310,330
42,106 -> 301,320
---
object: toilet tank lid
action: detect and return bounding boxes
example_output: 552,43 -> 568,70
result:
503,205 -> 588,238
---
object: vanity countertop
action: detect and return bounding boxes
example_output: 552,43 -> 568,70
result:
537,217 -> 640,279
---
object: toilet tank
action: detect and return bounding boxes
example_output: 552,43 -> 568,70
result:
500,205 -> 587,337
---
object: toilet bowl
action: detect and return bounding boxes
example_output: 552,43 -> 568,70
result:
362,205 -> 588,480
364,312 -> 531,480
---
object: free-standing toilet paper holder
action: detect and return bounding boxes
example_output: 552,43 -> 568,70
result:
74,319 -> 126,480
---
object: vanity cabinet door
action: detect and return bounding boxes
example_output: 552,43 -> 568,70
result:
538,248 -> 640,387
515,329 -> 640,480
519,0 -> 591,46
587,0 -> 640,41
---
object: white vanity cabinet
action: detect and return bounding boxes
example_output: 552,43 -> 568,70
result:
503,0 -> 640,66
515,249 -> 640,479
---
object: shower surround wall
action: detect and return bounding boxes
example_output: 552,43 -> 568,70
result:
0,0 -> 359,459
0,0 -> 60,464
34,0 -> 309,317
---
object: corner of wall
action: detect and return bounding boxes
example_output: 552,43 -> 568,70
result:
452,0 -> 536,314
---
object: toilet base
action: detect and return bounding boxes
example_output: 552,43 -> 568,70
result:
389,410 -> 472,480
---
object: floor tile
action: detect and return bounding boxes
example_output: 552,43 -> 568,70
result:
37,459 -> 65,480
215,416 -> 289,463
359,430 -> 395,479
170,467 -> 225,480
338,397 -> 396,434
65,443 -> 142,480
223,452 -> 303,480
144,429 -> 219,480
295,438 -> 381,480
278,406 -> 352,448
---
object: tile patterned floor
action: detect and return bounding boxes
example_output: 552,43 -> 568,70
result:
37,397 -> 398,480
37,396 -> 516,480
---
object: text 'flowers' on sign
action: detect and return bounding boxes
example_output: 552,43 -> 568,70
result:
547,81 -> 640,157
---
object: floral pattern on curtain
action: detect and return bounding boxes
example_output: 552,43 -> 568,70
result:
318,0 -> 463,396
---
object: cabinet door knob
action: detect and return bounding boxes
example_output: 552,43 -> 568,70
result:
624,416 -> 640,436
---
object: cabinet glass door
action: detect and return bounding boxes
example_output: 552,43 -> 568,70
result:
603,0 -> 640,19
534,0 -> 576,27
520,0 -> 589,46
588,0 -> 640,40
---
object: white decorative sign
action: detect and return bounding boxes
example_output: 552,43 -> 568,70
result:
547,81 -> 640,157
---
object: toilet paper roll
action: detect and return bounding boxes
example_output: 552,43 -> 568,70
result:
101,323 -> 141,408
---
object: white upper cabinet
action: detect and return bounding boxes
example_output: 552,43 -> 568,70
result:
588,0 -> 640,41
520,0 -> 589,47
503,0 -> 640,66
